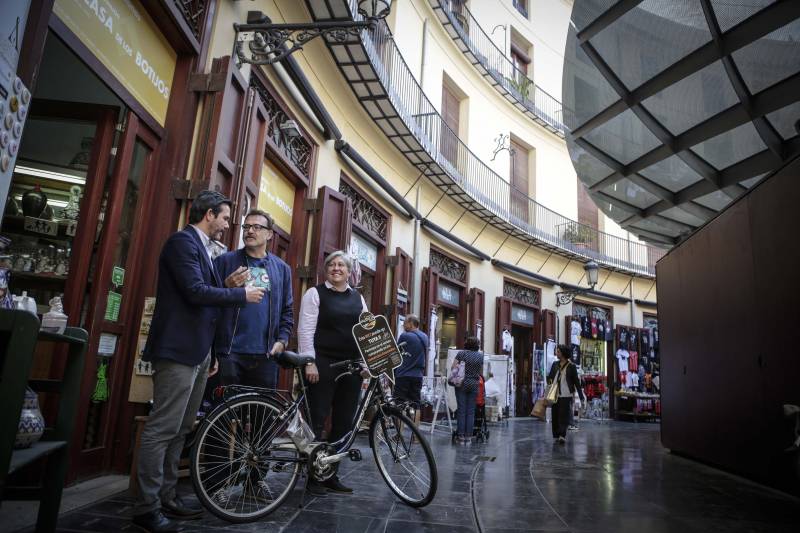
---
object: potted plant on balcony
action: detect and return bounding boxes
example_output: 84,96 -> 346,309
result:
505,75 -> 532,102
562,224 -> 594,251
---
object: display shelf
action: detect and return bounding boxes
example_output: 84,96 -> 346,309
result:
9,271 -> 68,283
615,410 -> 659,418
1,215 -> 77,241
615,391 -> 660,399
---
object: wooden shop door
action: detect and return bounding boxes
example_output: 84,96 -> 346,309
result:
70,112 -> 162,479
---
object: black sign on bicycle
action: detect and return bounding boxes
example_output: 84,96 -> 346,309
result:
352,312 -> 403,383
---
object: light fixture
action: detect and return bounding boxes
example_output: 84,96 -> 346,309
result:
279,119 -> 301,139
234,1 -> 393,65
556,260 -> 600,307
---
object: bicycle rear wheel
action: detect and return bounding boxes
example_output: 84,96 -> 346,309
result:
190,396 -> 301,522
369,407 -> 437,507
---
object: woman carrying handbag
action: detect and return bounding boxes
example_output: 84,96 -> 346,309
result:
547,344 -> 585,444
450,336 -> 484,444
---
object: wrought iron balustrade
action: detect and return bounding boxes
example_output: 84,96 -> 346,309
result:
432,0 -> 568,136
334,0 -> 663,275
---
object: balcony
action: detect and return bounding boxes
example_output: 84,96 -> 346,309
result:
428,0 -> 566,137
304,0 -> 665,276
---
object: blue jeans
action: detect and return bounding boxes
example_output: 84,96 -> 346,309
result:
455,387 -> 478,437
220,353 -> 279,389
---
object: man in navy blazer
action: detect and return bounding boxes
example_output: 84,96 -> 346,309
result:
214,208 -> 294,390
133,191 -> 266,533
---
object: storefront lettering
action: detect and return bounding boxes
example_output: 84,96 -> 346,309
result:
135,51 -> 170,99
53,0 -> 176,125
83,0 -> 114,33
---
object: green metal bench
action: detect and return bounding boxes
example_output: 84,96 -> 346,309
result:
0,308 -> 87,533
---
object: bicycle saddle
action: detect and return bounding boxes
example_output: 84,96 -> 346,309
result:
276,350 -> 315,368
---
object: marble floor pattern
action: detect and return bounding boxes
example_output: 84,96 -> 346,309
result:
21,418 -> 800,532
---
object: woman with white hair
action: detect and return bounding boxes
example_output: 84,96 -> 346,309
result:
297,250 -> 367,496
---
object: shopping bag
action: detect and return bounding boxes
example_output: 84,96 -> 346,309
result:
531,399 -> 547,419
484,377 -> 501,398
545,380 -> 559,405
448,360 -> 465,387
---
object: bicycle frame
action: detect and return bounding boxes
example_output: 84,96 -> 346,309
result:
210,363 -> 390,459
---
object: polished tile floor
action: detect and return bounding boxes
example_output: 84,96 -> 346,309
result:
33,419 -> 800,532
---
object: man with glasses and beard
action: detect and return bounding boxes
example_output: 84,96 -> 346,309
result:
214,209 -> 294,390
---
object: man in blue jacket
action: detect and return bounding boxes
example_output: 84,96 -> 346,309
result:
395,314 -> 428,407
133,191 -> 266,533
214,208 -> 294,390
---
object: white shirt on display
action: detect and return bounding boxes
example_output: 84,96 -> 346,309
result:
570,320 -> 581,345
615,348 -> 630,372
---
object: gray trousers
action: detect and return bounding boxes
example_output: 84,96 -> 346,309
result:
135,355 -> 210,514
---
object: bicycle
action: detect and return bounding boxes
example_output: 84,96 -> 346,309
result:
189,351 -> 438,522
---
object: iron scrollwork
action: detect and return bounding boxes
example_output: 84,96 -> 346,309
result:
503,281 -> 539,307
235,24 -> 369,66
250,77 -> 312,179
430,249 -> 467,283
173,0 -> 208,41
339,181 -> 388,241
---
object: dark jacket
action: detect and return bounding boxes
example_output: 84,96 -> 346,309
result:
143,227 -> 246,366
396,329 -> 428,378
547,360 -> 585,402
213,248 -> 294,357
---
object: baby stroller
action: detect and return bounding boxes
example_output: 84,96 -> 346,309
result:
451,376 -> 490,443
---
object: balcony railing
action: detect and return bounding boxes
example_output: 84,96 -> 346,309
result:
432,0 -> 567,136
339,2 -> 664,275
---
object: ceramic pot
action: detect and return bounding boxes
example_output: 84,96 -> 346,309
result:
15,387 -> 45,449
22,185 -> 48,218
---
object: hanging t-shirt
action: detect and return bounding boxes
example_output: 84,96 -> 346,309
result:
570,320 -> 581,345
615,348 -> 630,372
619,327 -> 628,346
597,320 -> 605,339
629,372 -> 639,389
590,318 -> 598,339
570,344 -> 581,366
628,329 -> 638,351
605,320 -> 613,341
641,330 -> 650,353
628,350 -> 638,372
581,316 -> 591,338
501,329 -> 512,353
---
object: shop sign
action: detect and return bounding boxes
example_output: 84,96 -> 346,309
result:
111,266 -> 125,287
0,1 -> 31,93
258,159 -> 295,233
437,280 -> 460,306
53,0 -> 177,126
350,232 -> 377,270
512,304 -> 534,326
104,290 -> 121,321
97,332 -> 117,356
352,312 -> 403,383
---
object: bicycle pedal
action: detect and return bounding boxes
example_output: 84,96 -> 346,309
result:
348,449 -> 362,462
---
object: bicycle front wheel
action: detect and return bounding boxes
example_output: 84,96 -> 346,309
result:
190,396 -> 301,522
369,407 -> 437,507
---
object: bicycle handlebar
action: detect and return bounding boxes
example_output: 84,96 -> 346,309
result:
329,358 -> 362,371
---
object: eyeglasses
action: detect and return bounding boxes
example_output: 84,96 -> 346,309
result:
242,223 -> 270,232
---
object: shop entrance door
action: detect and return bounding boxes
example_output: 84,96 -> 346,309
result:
70,112 -> 161,478
512,325 -> 533,416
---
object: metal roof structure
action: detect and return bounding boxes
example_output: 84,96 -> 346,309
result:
563,0 -> 800,245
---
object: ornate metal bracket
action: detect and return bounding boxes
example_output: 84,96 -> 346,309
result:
556,289 -> 584,307
234,19 -> 374,65
490,133 -> 516,161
